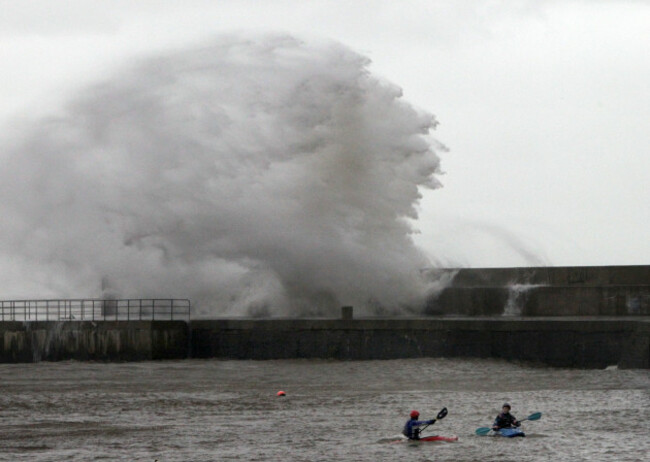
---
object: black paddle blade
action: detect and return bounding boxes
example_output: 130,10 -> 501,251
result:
437,407 -> 448,420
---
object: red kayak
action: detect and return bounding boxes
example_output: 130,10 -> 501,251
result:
420,435 -> 459,442
387,434 -> 459,444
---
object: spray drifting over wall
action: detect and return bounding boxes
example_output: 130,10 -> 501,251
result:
0,35 -> 445,317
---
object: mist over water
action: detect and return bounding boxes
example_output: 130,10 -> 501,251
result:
0,35 -> 445,316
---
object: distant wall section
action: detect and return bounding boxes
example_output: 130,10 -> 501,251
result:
425,265 -> 650,316
0,321 -> 188,362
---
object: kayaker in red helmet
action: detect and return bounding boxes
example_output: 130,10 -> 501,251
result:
402,410 -> 436,440
492,403 -> 520,431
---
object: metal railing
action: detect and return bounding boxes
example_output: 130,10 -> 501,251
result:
0,299 -> 191,322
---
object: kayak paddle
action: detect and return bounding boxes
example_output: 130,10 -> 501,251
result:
520,411 -> 542,422
475,412 -> 541,436
420,407 -> 448,433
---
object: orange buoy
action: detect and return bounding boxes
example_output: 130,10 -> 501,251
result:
277,390 -> 286,396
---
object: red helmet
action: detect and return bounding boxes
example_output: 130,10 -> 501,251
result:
410,410 -> 420,418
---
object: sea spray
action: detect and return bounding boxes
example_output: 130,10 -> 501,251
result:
503,284 -> 541,316
0,34 -> 445,317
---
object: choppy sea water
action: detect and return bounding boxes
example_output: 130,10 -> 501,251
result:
0,359 -> 648,461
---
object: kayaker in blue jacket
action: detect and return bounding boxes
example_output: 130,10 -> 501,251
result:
403,410 -> 436,440
492,403 -> 520,430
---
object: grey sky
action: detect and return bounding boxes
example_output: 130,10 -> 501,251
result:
1,0 -> 648,269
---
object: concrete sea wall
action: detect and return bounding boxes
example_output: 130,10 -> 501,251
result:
1,266 -> 648,367
0,318 -> 647,368
190,317 -> 650,369
0,321 -> 188,362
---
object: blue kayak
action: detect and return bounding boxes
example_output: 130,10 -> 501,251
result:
497,427 -> 525,437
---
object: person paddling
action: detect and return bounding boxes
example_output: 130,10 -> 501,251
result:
492,403 -> 520,431
403,410 -> 436,440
